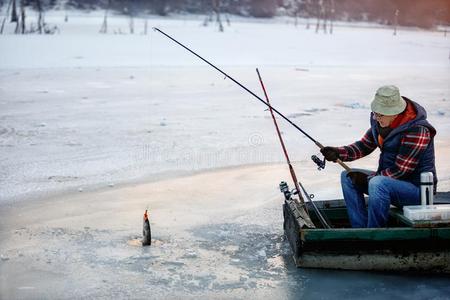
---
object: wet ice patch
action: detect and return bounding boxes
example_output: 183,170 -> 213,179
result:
304,108 -> 328,113
181,249 -> 198,259
287,112 -> 312,118
339,102 -> 369,109
1,254 -> 10,261
65,141 -> 82,146
258,249 -> 267,257
17,286 -> 36,290
48,175 -> 79,182
192,223 -> 291,280
285,109 -> 328,119
87,81 -> 112,89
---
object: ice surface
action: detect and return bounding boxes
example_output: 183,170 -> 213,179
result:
0,12 -> 448,69
1,164 -> 450,299
0,10 -> 449,299
1,13 -> 449,202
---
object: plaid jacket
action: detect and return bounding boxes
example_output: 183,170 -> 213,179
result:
337,126 -> 432,179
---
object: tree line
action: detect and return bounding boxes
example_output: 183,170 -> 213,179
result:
1,0 -> 449,29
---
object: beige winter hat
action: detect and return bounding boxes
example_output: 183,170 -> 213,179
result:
371,85 -> 406,116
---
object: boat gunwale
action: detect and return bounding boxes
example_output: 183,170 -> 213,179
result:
301,226 -> 450,242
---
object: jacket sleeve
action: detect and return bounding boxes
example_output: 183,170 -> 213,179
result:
337,129 -> 377,162
379,126 -> 431,179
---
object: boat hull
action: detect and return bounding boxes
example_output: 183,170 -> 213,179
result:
283,192 -> 450,273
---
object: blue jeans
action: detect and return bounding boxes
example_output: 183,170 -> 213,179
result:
341,170 -> 420,228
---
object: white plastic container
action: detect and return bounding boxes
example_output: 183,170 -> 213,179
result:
403,204 -> 450,222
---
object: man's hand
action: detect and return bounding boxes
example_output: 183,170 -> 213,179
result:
320,146 -> 340,162
347,171 -> 369,192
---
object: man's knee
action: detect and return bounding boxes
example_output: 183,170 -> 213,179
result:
368,175 -> 392,195
369,175 -> 387,187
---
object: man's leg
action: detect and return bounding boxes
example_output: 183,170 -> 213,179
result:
341,171 -> 367,228
367,176 -> 420,227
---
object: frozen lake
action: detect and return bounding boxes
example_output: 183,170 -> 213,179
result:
1,12 -> 450,299
1,164 -> 450,299
1,13 -> 449,203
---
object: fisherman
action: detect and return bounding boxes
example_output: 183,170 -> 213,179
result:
321,85 -> 437,228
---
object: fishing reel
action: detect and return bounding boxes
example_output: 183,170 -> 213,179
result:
279,181 -> 291,200
279,181 -> 298,200
311,155 -> 326,171
280,181 -> 315,200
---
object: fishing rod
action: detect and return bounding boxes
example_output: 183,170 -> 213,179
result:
152,27 -> 351,172
256,68 -> 331,229
298,181 -> 331,229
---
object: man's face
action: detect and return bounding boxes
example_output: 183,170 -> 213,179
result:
373,112 -> 398,128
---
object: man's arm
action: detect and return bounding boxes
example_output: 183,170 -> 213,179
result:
379,126 -> 431,179
337,129 -> 378,162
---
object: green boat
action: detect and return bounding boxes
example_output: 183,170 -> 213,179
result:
281,183 -> 450,273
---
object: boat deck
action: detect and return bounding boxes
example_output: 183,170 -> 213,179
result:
305,191 -> 450,229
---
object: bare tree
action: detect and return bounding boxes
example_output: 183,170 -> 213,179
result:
225,13 -> 230,26
434,8 -> 447,36
303,0 -> 312,30
315,0 -> 324,33
14,0 -> 25,34
322,0 -> 328,34
99,11 -> 108,33
14,18 -> 19,33
129,16 -> 134,34
125,2 -> 137,34
143,19 -> 148,35
19,0 -> 25,34
212,0 -> 224,32
11,0 -> 18,22
314,0 -> 335,34
393,9 -> 399,36
203,10 -> 212,27
99,0 -> 110,34
329,0 -> 334,34
203,0 -> 224,32
292,0 -> 300,27
1,0 -> 14,34
219,0 -> 231,26
36,0 -> 44,34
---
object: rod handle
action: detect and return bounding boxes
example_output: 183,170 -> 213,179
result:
315,141 -> 352,172
336,159 -> 352,172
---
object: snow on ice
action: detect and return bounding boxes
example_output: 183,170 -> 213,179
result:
0,10 -> 449,300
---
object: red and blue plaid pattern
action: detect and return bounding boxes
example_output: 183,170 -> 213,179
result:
337,126 -> 431,179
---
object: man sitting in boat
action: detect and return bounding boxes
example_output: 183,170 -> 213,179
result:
320,85 -> 437,228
